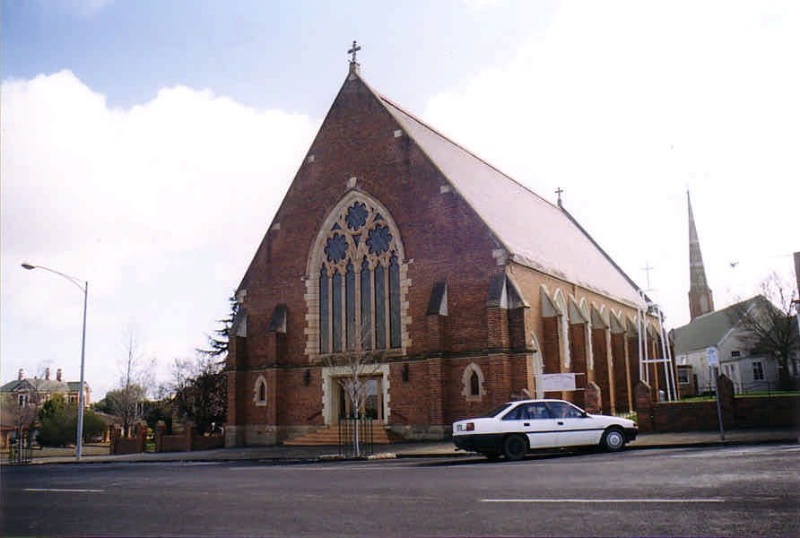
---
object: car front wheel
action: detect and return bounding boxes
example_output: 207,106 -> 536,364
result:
601,428 -> 626,452
503,434 -> 528,461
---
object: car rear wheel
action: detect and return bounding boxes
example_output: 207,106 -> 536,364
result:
503,434 -> 528,461
601,428 -> 626,452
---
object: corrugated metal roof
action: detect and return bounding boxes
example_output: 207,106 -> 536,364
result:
378,94 -> 644,307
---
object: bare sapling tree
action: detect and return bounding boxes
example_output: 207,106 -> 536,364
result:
730,272 -> 800,391
109,330 -> 155,437
4,385 -> 44,448
4,366 -> 55,448
323,325 -> 386,457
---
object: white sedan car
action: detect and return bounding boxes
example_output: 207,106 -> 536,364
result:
452,399 -> 637,461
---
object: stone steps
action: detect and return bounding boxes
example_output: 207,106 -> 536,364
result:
283,424 -> 395,446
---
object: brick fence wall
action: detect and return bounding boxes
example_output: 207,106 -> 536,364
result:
635,376 -> 800,433
109,422 -> 225,455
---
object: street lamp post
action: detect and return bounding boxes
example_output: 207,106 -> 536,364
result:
21,262 -> 88,462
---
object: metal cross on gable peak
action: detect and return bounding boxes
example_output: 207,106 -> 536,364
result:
348,40 -> 361,63
555,187 -> 564,206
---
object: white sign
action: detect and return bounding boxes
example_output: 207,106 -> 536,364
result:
706,347 -> 719,367
539,373 -> 577,392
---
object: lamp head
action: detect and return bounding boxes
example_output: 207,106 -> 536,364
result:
21,262 -> 36,270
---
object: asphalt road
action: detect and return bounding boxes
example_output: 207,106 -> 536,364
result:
2,444 -> 798,537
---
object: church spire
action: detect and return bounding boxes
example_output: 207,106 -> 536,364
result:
687,191 -> 714,320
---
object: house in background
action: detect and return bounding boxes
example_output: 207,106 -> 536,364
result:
672,296 -> 799,395
0,368 -> 90,409
671,195 -> 799,396
0,368 -> 91,449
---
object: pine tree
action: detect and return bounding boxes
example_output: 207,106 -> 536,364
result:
198,294 -> 239,360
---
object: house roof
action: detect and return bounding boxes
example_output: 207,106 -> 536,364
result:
376,89 -> 645,308
672,295 -> 765,354
1,378 -> 87,394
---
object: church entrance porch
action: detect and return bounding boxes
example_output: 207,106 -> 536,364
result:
334,376 -> 384,420
321,364 -> 391,426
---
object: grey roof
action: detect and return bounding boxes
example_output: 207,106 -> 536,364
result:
1,378 -> 87,394
377,92 -> 644,308
672,296 -> 764,354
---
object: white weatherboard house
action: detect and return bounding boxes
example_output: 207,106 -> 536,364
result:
672,296 -> 798,394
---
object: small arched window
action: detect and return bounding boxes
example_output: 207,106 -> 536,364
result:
253,376 -> 267,407
462,363 -> 485,401
469,371 -> 480,396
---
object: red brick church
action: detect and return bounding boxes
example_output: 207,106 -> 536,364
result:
225,49 -> 667,446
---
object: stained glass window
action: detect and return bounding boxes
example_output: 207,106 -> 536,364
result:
316,199 -> 404,354
345,262 -> 356,351
374,264 -> 386,350
319,268 -> 329,352
360,258 -> 372,350
332,271 -> 342,352
389,253 -> 401,348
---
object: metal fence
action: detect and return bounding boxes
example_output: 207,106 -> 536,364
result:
338,417 -> 374,458
2,438 -> 33,465
695,380 -> 795,398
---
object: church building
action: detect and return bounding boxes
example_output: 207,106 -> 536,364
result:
225,49 -> 667,446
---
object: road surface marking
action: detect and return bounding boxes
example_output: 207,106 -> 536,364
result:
25,488 -> 104,493
481,498 -> 725,503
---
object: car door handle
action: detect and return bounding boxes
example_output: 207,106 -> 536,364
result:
557,421 -> 564,426
523,422 -> 530,427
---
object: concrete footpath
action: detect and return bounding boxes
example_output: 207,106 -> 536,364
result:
16,428 -> 799,465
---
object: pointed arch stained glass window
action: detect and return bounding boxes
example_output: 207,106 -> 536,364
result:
317,200 -> 403,354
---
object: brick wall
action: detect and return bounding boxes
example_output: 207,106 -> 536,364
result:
636,378 -> 799,433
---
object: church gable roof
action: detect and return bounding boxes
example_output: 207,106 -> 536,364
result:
376,90 -> 643,307
240,69 -> 644,309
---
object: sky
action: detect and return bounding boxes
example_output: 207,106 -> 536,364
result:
2,0 -> 798,401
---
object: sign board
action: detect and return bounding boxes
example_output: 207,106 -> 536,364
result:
706,347 -> 719,367
538,373 -> 577,392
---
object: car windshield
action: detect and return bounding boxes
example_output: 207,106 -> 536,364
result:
481,403 -> 513,418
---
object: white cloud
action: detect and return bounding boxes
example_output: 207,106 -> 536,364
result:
1,70 -> 318,398
424,0 -> 800,327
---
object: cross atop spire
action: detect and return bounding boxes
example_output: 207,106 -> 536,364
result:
348,40 -> 361,75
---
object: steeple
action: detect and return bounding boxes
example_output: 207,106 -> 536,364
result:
687,191 -> 714,320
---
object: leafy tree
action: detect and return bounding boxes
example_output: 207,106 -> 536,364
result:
730,273 -> 800,390
104,385 -> 148,437
37,398 -> 106,447
170,354 -> 227,435
144,398 -> 174,434
37,409 -> 73,447
39,393 -> 68,421
80,411 -> 107,442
